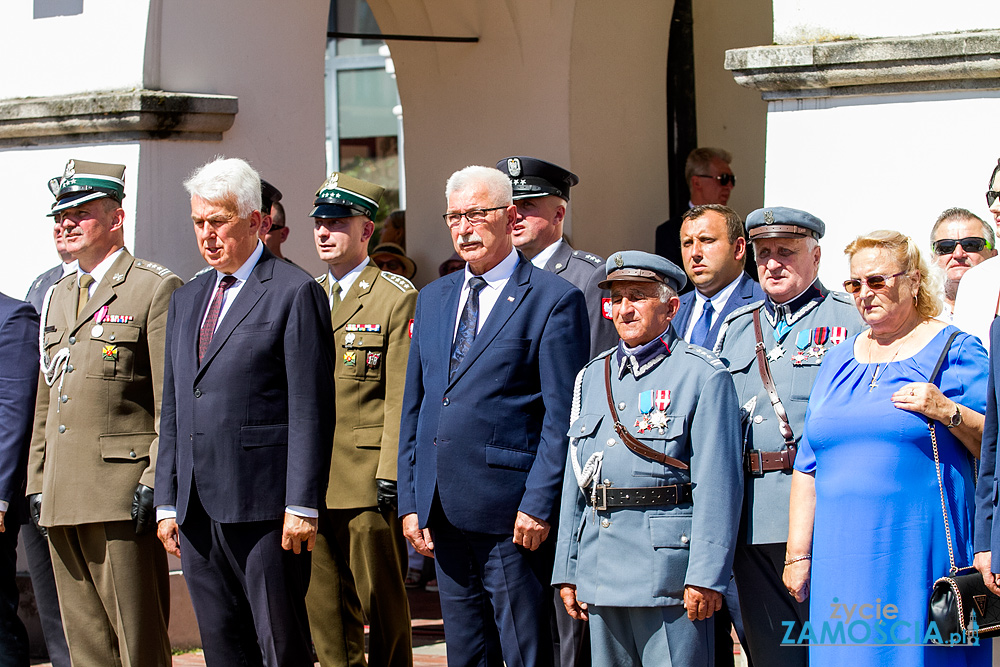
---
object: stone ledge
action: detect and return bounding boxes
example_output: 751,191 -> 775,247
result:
0,89 -> 238,147
725,30 -> 1000,100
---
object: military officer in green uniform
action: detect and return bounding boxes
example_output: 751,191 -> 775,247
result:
305,172 -> 416,667
27,159 -> 182,666
714,207 -> 864,666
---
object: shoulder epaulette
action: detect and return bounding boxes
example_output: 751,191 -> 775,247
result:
829,290 -> 853,304
572,250 -> 604,266
134,259 -> 175,278
722,300 -> 764,325
381,271 -> 416,292
684,344 -> 726,370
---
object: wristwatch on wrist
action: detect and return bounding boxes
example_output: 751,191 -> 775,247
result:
946,403 -> 963,429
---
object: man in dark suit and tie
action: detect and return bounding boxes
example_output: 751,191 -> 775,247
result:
673,205 -> 764,352
0,293 -> 39,667
155,157 -> 336,666
398,165 -> 590,667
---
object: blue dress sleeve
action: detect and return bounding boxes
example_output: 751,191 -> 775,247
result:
940,330 -> 989,415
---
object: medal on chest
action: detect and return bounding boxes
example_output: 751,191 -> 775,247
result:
635,389 -> 670,434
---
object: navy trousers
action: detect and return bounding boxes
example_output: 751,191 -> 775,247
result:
179,491 -> 314,667
0,521 -> 27,667
431,505 -> 554,667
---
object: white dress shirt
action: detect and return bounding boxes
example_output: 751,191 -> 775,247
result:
453,247 -> 520,339
77,248 -> 125,297
682,274 -> 741,342
530,238 -> 563,269
953,256 -> 1000,352
199,241 -> 264,332
325,257 -> 370,307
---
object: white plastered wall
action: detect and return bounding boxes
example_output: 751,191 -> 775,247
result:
763,92 -> 1000,291
0,0 -> 331,296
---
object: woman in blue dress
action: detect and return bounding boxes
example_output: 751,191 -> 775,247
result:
782,230 -> 989,666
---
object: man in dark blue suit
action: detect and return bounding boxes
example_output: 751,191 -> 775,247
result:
975,318 -> 1000,593
673,205 -> 764,351
0,293 -> 39,667
155,157 -> 336,666
398,165 -> 590,667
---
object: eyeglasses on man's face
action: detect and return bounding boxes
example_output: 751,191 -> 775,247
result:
986,190 -> 1000,207
931,237 -> 990,255
843,271 -> 907,294
443,206 -> 507,228
693,173 -> 736,187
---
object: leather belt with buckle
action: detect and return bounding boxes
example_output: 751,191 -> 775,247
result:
745,445 -> 797,476
591,483 -> 693,511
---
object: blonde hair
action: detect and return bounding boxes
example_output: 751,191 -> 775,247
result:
844,230 -> 943,318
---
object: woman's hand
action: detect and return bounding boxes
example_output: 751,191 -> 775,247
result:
892,382 -> 985,456
783,559 -> 811,603
891,382 -> 951,421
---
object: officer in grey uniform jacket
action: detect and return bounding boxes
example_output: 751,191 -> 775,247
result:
553,251 -> 742,667
714,207 -> 865,666
499,156 -> 617,357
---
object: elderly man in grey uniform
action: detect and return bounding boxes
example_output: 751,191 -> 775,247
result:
714,207 -> 864,665
498,156 -> 617,356
553,251 -> 743,666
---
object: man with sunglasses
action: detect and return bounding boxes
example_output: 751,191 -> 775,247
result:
655,147 -> 736,272
953,160 -> 1000,351
929,208 -> 996,322
714,207 -> 863,666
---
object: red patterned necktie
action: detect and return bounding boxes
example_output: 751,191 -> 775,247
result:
199,276 -> 237,363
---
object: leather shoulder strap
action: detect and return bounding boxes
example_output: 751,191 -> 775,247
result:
603,355 -> 689,470
752,309 -> 796,446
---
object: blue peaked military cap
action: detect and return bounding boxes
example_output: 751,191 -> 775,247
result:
598,250 -> 687,293
746,206 -> 825,240
496,156 -> 579,201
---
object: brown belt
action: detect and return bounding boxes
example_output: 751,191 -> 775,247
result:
591,483 -> 693,510
745,445 -> 797,476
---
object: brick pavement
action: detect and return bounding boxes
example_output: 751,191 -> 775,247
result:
31,585 -> 746,666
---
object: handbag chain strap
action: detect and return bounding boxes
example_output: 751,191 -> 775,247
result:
929,330 -> 961,576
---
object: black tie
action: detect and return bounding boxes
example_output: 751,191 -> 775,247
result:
450,277 -> 487,380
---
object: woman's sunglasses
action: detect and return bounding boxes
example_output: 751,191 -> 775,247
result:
843,271 -> 906,294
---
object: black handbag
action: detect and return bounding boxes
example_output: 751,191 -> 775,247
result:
926,331 -> 1000,642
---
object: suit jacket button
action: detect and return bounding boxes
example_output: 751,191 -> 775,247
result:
680,534 -> 689,544
58,425 -> 66,433
130,451 -> 136,458
194,389 -> 202,398
66,365 -> 73,373
442,397 -> 450,406
60,395 -> 68,403
600,518 -> 610,528
68,336 -> 76,344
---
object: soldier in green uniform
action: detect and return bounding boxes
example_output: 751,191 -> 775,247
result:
305,172 -> 416,667
27,159 -> 182,666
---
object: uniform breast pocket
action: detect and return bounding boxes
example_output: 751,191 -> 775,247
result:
43,328 -> 66,358
789,362 -> 822,401
339,332 -> 385,382
88,324 -> 141,381
632,416 -> 687,477
649,515 -> 691,599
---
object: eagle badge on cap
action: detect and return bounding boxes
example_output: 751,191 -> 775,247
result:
318,172 -> 340,194
63,160 -> 76,181
615,253 -> 624,268
507,158 -> 521,177
764,210 -> 774,225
